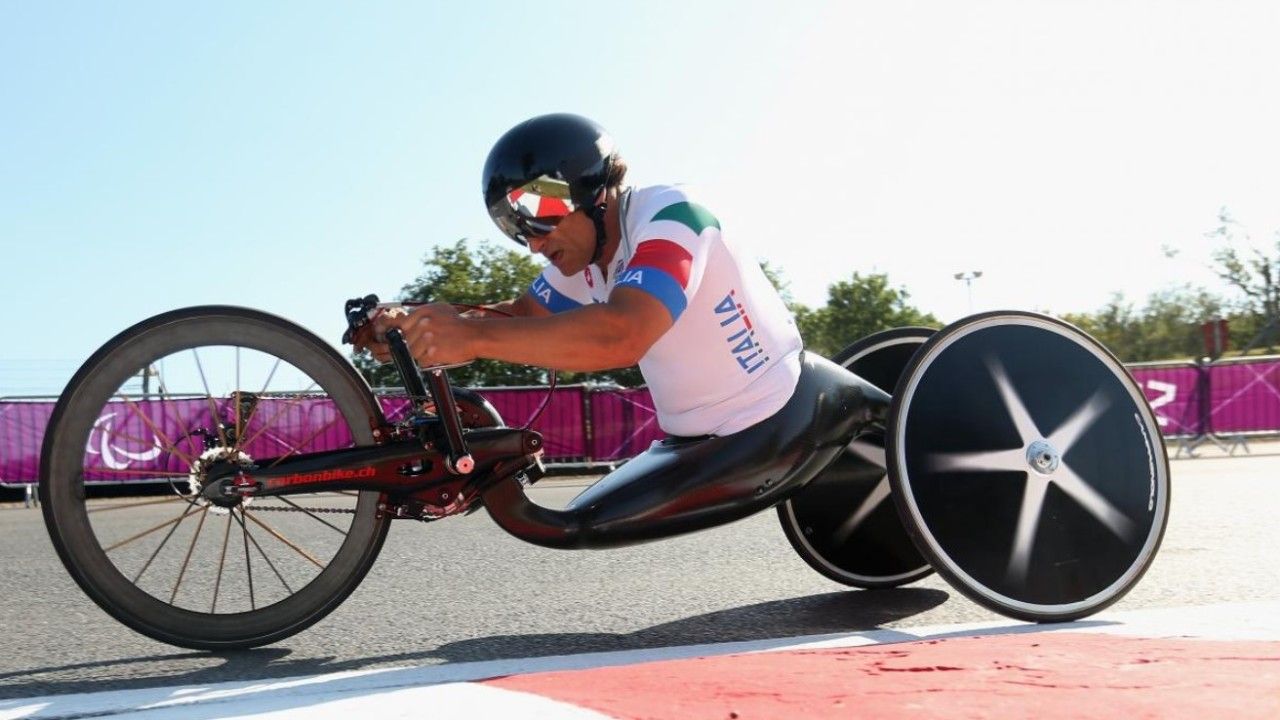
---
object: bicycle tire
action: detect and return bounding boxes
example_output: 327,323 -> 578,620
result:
40,306 -> 391,649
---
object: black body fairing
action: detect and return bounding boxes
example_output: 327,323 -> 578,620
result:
481,352 -> 890,549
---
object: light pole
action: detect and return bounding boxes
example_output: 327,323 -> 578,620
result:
954,270 -> 983,314
137,365 -> 159,399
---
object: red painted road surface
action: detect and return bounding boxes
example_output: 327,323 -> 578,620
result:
490,633 -> 1280,719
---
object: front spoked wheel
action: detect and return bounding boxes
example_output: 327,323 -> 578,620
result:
40,306 -> 391,649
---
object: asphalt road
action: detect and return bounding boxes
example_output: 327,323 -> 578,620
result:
1,447 -> 1277,701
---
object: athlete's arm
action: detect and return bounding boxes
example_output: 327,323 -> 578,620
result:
460,291 -> 552,319
373,287 -> 672,371
472,287 -> 671,370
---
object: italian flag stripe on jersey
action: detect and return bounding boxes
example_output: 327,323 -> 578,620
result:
651,202 -> 720,235
629,240 -> 692,288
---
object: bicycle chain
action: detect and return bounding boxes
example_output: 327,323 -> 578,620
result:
245,500 -> 442,523
248,504 -> 356,515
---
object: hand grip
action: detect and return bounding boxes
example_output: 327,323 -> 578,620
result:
385,328 -> 473,474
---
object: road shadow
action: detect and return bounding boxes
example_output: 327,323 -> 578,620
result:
428,587 -> 952,662
0,588 -> 948,701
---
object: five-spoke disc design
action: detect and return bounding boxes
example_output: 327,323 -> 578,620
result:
886,311 -> 1170,622
778,328 -> 934,588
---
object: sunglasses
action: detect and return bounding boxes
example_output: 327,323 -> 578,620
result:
488,176 -> 577,246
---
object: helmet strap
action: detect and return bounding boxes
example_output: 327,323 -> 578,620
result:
588,202 -> 609,264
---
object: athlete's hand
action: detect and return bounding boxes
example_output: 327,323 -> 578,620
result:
352,305 -> 407,361
366,303 -> 476,367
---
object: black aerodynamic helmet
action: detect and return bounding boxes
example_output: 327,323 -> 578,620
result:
482,113 -> 618,249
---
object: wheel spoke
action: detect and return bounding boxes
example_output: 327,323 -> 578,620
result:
1006,475 -> 1048,585
129,503 -> 204,583
234,509 -> 294,596
1053,464 -> 1136,541
238,508 -> 256,610
243,510 -> 325,569
1047,391 -> 1111,451
93,423 -> 170,457
988,357 -> 1043,443
232,358 -> 283,456
191,348 -> 230,449
833,476 -> 891,545
212,512 -> 233,613
90,496 -> 187,514
169,506 -> 210,604
265,416 -> 342,469
82,467 -> 189,480
104,503 -> 201,553
116,395 -> 196,466
235,386 -> 319,452
157,389 -> 209,464
234,348 -> 243,451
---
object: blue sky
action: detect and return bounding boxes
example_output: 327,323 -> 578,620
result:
3,1 -> 1279,395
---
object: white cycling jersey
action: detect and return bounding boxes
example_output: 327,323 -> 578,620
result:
527,185 -> 803,436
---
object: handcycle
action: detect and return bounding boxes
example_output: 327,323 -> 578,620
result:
39,296 -> 1171,650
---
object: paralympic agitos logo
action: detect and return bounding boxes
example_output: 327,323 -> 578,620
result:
87,413 -> 163,470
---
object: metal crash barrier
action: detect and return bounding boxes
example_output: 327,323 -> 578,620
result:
1127,355 -> 1280,457
5,357 -> 1280,495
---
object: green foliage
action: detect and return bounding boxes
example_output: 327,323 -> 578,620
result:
1061,286 -> 1227,362
1203,209 -> 1280,352
798,272 -> 941,357
352,239 -> 547,388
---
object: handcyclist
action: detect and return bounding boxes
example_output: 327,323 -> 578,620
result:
362,112 -> 806,438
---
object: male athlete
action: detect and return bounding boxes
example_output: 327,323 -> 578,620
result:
364,113 -> 804,438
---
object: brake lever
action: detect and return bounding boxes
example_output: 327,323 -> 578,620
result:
342,294 -> 381,345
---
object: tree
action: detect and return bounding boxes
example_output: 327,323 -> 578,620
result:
1203,208 -> 1280,352
352,239 -> 546,388
800,272 -> 941,357
1061,286 -> 1227,362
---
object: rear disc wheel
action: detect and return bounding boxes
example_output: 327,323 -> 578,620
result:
886,311 -> 1170,622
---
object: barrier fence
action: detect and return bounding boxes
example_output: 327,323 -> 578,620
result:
4,356 -> 1280,488
0,384 -> 665,488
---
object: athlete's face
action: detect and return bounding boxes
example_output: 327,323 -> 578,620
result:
527,210 -> 596,276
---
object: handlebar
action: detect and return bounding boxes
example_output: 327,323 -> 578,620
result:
346,294 -> 474,475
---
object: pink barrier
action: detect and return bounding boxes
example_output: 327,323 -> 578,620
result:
1205,360 -> 1280,434
0,396 -> 359,486
588,388 -> 664,461
0,401 -> 53,485
5,358 -> 1280,485
483,387 -> 587,462
1129,365 -> 1204,436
